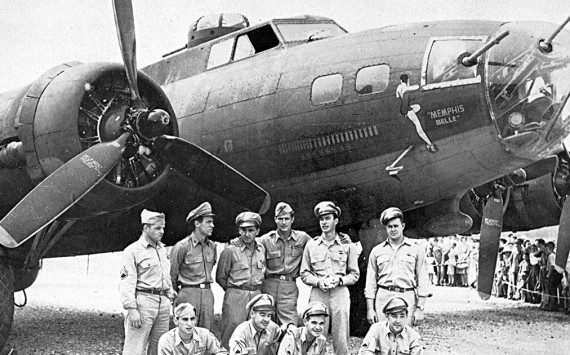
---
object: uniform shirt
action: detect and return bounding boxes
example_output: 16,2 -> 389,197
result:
277,327 -> 327,355
358,322 -> 422,355
365,238 -> 429,299
300,234 -> 360,287
258,230 -> 311,278
216,241 -> 266,290
158,327 -> 228,355
170,233 -> 217,287
229,320 -> 282,355
119,236 -> 173,309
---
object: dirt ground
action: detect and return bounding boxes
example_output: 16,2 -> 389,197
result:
4,254 -> 570,354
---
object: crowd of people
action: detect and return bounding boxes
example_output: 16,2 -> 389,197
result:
424,234 -> 570,314
118,202 -> 427,355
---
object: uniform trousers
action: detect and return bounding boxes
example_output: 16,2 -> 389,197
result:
220,287 -> 261,349
123,292 -> 170,355
309,286 -> 350,355
176,287 -> 214,329
261,277 -> 300,326
374,288 -> 416,325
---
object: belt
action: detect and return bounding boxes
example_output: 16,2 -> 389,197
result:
136,288 -> 169,296
267,274 -> 296,282
181,283 -> 211,289
230,285 -> 261,291
378,285 -> 415,293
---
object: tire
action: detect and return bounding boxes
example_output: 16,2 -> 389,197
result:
0,258 -> 14,350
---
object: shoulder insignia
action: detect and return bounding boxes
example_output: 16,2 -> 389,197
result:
120,266 -> 128,279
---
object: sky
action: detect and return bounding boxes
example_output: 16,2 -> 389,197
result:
0,0 -> 568,91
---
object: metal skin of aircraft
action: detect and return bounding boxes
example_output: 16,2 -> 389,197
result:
0,0 -> 569,347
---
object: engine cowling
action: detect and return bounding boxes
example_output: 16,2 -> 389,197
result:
9,62 -> 177,216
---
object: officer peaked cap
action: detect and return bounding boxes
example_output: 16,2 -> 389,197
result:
314,201 -> 341,218
235,211 -> 262,227
380,207 -> 404,225
186,202 -> 215,222
246,293 -> 274,314
302,302 -> 329,320
382,296 -> 409,314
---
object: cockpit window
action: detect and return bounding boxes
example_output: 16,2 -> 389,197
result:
423,37 -> 485,88
276,23 -> 346,43
207,38 -> 234,69
207,24 -> 280,69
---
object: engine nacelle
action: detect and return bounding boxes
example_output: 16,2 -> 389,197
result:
4,62 -> 178,216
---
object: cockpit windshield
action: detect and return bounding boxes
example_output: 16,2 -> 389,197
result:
276,23 -> 346,43
486,22 -> 570,149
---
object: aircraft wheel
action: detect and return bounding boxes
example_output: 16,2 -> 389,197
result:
0,258 -> 14,350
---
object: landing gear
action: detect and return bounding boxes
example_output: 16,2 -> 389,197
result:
0,256 -> 14,350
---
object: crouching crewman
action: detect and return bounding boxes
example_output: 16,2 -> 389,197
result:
158,302 -> 228,354
277,302 -> 329,355
358,296 -> 422,355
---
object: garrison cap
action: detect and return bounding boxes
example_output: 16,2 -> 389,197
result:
380,207 -> 404,225
302,302 -> 329,320
382,296 -> 409,314
235,211 -> 262,228
246,294 -> 274,314
314,201 -> 341,218
174,302 -> 196,318
140,209 -> 165,224
275,202 -> 294,217
186,202 -> 215,222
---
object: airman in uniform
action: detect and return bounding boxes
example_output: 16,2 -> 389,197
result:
300,201 -> 360,355
216,212 -> 267,348
158,302 -> 228,355
277,302 -> 329,355
258,202 -> 312,326
365,207 -> 429,326
119,209 -> 177,355
358,296 -> 422,355
170,202 -> 217,329
229,294 -> 293,355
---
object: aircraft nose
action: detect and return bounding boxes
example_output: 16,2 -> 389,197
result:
485,21 -> 570,160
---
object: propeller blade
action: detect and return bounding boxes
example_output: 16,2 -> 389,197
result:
555,197 -> 570,270
477,194 -> 504,300
153,135 -> 270,214
0,133 -> 130,248
112,0 -> 140,101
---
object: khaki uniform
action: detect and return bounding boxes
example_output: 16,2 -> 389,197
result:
120,237 -> 174,355
364,238 -> 429,323
277,327 -> 327,355
170,233 -> 217,328
258,229 -> 311,325
300,235 -> 360,355
216,241 -> 267,348
358,322 -> 422,355
158,327 -> 227,355
229,320 -> 282,355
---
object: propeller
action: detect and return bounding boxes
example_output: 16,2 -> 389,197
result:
555,197 -> 570,271
0,0 -> 269,249
153,135 -> 270,212
477,192 -> 504,300
0,133 -> 130,248
112,0 -> 140,101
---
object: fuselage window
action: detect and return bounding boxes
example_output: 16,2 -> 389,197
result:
311,74 -> 343,104
424,38 -> 485,88
355,64 -> 390,94
207,38 -> 234,69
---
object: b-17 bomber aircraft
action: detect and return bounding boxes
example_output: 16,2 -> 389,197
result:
0,0 -> 569,346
